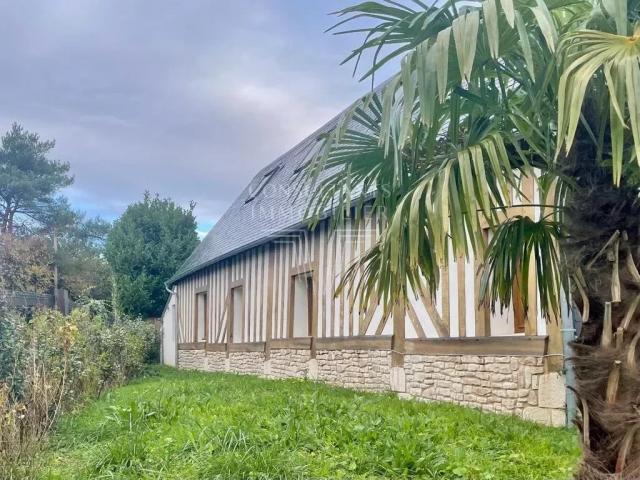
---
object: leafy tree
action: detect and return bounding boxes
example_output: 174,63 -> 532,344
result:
0,124 -> 112,303
304,1 -> 640,476
105,193 -> 198,318
0,123 -> 73,234
0,234 -> 53,293
57,215 -> 113,302
0,196 -> 112,300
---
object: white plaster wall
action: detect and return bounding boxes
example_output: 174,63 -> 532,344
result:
161,293 -> 177,366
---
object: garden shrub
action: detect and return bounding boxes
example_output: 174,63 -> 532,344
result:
0,301 -> 159,476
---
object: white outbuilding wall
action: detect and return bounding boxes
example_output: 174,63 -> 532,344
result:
161,292 -> 177,366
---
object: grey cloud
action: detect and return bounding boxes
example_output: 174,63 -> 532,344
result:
0,0 -> 389,226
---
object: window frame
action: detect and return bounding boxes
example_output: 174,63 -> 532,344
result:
244,165 -> 280,203
287,265 -> 316,339
229,280 -> 245,343
194,286 -> 208,343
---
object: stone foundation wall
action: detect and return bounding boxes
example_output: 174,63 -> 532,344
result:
268,348 -> 310,378
204,351 -> 227,372
315,349 -> 391,392
229,351 -> 265,375
177,349 -> 206,370
522,371 -> 566,426
177,348 -> 565,426
403,354 -> 565,426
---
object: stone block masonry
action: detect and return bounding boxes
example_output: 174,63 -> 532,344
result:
229,352 -> 264,376
315,349 -> 391,392
203,351 -> 227,373
268,348 -> 311,378
403,354 -> 565,427
177,348 -> 565,426
177,349 -> 206,370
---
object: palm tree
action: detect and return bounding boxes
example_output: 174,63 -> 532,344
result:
301,0 -> 640,477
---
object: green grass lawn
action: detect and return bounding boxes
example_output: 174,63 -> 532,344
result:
36,367 -> 579,479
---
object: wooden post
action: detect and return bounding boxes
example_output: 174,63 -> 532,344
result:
540,176 -> 563,371
441,266 -> 450,334
225,266 -> 232,359
457,258 -> 466,337
264,243 -> 275,360
311,237 -> 320,359
53,229 -> 59,292
523,173 -> 538,336
475,231 -> 490,337
474,270 -> 490,336
226,291 -> 232,358
392,300 -> 406,367
525,255 -> 538,336
287,273 -> 295,339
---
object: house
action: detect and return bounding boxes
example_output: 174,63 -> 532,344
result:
163,99 -> 567,427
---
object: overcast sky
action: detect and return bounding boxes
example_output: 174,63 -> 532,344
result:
0,1 -> 397,235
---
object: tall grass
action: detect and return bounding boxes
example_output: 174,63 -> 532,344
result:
0,302 -> 158,478
38,368 -> 580,479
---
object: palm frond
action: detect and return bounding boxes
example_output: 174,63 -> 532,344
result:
299,0 -> 617,317
329,0 -> 453,84
298,91 -> 393,229
556,28 -> 640,185
479,215 -> 564,319
409,130 -> 517,264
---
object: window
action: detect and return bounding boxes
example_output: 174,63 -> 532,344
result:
195,291 -> 207,342
290,271 -> 313,338
231,285 -> 244,343
245,166 -> 280,203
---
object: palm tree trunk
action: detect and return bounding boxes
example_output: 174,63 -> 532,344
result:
563,174 -> 640,479
572,270 -> 640,478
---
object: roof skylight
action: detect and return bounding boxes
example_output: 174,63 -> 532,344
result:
245,165 -> 280,203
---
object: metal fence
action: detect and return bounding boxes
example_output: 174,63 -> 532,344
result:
0,289 -> 74,314
1,290 -> 55,309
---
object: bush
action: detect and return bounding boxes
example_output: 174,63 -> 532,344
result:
0,302 -> 158,476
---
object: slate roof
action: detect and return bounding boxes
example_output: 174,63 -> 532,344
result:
167,112 -> 343,285
168,75 -> 394,287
